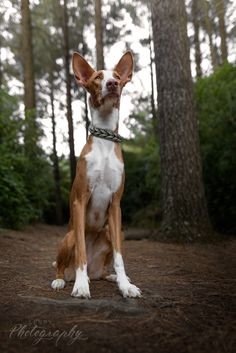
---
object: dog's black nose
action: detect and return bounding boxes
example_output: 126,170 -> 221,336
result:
106,79 -> 118,90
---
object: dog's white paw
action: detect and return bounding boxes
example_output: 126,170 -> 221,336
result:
51,278 -> 66,291
120,283 -> 142,298
117,276 -> 141,298
71,280 -> 90,298
122,283 -> 142,298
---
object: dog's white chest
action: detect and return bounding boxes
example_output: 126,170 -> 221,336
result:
85,138 -> 124,229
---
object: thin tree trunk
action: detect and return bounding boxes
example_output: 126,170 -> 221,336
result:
49,73 -> 63,225
84,90 -> 89,140
21,0 -> 36,111
148,34 -> 157,130
0,45 -> 2,90
214,0 -> 228,63
151,0 -> 212,241
81,28 -> 89,139
0,14 -> 2,90
95,0 -> 104,70
191,0 -> 202,78
202,0 -> 218,70
62,0 -> 76,184
21,0 -> 37,156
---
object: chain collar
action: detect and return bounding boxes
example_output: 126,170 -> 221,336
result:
89,125 -> 124,143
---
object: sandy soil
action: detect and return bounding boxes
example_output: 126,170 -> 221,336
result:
0,224 -> 235,353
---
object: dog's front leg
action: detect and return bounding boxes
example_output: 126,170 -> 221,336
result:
108,194 -> 141,298
71,197 -> 90,298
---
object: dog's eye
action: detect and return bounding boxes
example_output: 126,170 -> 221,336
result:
95,75 -> 102,80
114,74 -> 120,80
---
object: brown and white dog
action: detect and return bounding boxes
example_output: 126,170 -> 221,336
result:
51,51 -> 141,299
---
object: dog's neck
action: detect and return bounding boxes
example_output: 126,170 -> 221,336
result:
89,97 -> 120,132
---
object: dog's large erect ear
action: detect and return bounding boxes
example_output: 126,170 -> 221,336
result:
114,51 -> 133,85
72,52 -> 95,85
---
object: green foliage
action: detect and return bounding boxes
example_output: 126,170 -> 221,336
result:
0,89 -> 33,228
0,89 -> 53,229
122,134 -> 160,227
121,93 -> 160,227
123,64 -> 236,234
43,156 -> 71,224
195,63 -> 236,234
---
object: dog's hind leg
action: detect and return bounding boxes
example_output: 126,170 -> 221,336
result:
51,231 -> 75,290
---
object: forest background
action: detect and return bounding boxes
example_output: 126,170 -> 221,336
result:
0,0 -> 235,239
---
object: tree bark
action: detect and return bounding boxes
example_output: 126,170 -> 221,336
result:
214,0 -> 228,63
0,44 -> 2,90
148,34 -> 157,130
81,27 -> 89,139
49,73 -> 63,225
151,0 -> 212,241
191,0 -> 202,78
21,0 -> 36,111
62,0 -> 76,184
95,0 -> 105,70
21,0 -> 37,156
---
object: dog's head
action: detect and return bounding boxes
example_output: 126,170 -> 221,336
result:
72,51 -> 133,110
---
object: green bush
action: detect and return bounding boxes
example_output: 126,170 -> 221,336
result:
0,89 -> 52,229
0,90 -> 34,228
122,135 -> 160,227
195,64 -> 236,234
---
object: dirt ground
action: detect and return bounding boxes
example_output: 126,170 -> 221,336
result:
0,224 -> 235,353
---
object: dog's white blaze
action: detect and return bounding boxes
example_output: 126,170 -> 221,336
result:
101,70 -> 116,97
86,138 -> 124,229
71,263 -> 90,298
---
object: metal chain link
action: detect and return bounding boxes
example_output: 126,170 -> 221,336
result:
89,125 -> 124,143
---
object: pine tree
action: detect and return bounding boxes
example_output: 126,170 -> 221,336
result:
62,0 -> 76,184
214,0 -> 228,63
21,0 -> 37,157
202,0 -> 218,70
95,0 -> 105,69
151,0 -> 212,240
191,0 -> 202,77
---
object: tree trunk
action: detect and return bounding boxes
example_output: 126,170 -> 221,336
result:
202,0 -> 218,70
95,0 -> 105,70
62,0 -> 76,184
214,0 -> 228,63
151,0 -> 212,241
49,73 -> 63,225
191,0 -> 202,78
148,34 -> 157,130
21,0 -> 37,156
81,28 -> 89,139
0,44 -> 2,90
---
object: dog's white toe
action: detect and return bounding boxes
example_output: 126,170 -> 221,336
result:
71,281 -> 90,298
51,278 -> 66,291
